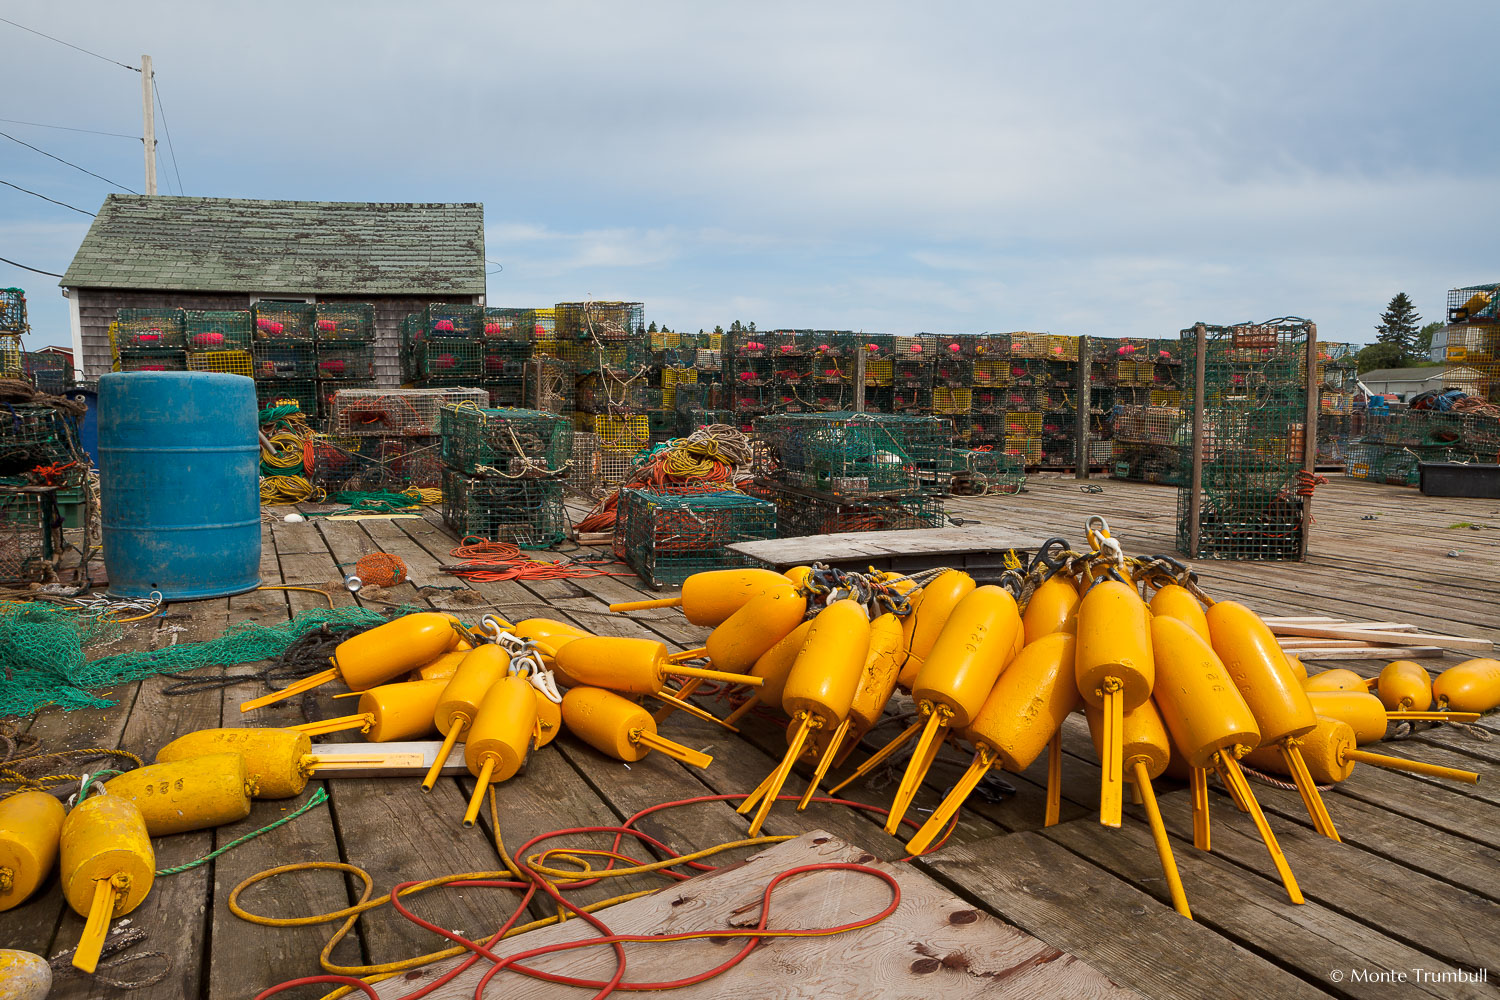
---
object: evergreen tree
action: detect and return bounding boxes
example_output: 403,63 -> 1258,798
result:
730,320 -> 743,333
713,325 -> 724,335
1375,293 -> 1421,364
748,321 -> 756,332
647,321 -> 658,333
1416,321 -> 1442,358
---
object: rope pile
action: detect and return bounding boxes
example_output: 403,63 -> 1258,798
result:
576,425 -> 755,533
258,401 -> 321,504
441,538 -> 633,583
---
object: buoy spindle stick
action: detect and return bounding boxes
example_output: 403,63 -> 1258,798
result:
906,748 -> 993,855
608,597 -> 681,613
1045,730 -> 1062,827
1217,754 -> 1303,904
722,693 -> 760,727
239,666 -> 340,712
1345,749 -> 1479,784
1388,710 -> 1480,723
289,713 -> 371,737
664,647 -> 709,664
653,679 -> 703,723
1099,678 -> 1125,828
73,876 -> 123,973
1280,742 -> 1340,841
829,718 -> 923,796
422,717 -> 467,792
463,757 -> 496,828
883,707 -> 949,834
745,713 -> 814,837
1190,767 -> 1211,851
633,730 -> 712,769
664,663 -> 763,686
1133,760 -> 1191,920
797,718 -> 851,810
651,691 -> 739,732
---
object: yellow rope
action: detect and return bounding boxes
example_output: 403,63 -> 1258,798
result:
260,476 -> 323,504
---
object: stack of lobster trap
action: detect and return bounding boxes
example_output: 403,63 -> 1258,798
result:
753,411 -> 952,536
312,386 -> 487,493
438,404 -> 573,547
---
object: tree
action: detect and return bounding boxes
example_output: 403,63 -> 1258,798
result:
713,325 -> 724,335
1416,320 -> 1442,358
748,321 -> 756,332
1375,293 -> 1421,364
647,321 -> 658,333
730,320 -> 743,333
1355,341 -> 1403,373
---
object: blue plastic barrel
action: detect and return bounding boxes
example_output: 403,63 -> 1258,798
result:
99,371 -> 261,599
63,386 -> 98,466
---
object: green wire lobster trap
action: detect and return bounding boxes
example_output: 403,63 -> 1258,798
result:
613,487 -> 778,588
755,411 -> 950,496
439,405 -> 572,476
1176,318 -> 1315,561
441,470 -> 568,548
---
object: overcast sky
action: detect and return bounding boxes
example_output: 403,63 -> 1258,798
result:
3,1 -> 1496,350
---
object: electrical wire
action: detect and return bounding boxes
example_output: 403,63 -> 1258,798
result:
0,17 -> 140,71
0,117 -> 138,139
151,77 -> 184,195
0,178 -> 97,216
0,255 -> 64,278
0,129 -> 137,193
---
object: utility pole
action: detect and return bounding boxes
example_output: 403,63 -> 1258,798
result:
141,54 -> 156,195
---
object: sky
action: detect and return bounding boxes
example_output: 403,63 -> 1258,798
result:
2,1 -> 1497,351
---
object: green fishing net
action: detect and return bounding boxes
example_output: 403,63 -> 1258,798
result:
0,603 -> 390,718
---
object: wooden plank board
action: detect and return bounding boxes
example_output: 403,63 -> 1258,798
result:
924,831 -> 1329,999
729,525 -> 1042,565
377,832 -> 1146,1000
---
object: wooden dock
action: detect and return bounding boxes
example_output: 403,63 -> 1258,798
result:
4,475 -> 1497,998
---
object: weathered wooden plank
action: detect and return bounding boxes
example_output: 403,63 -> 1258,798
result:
926,830 -> 1327,1000
1044,813 -> 1493,1000
378,832 -> 1146,1000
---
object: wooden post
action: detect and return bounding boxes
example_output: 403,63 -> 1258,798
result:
852,336 -> 866,412
1187,323 -> 1207,557
1300,322 -> 1320,560
141,54 -> 157,196
1075,335 -> 1091,479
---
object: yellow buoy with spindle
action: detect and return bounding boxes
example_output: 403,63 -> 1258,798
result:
722,618 -> 815,727
886,585 -> 1020,834
562,686 -> 712,768
461,675 -> 539,827
1305,689 -> 1478,744
1243,716 -> 1479,785
896,569 -> 976,690
905,633 -> 1079,855
1149,584 -> 1210,643
607,568 -> 794,625
421,646 -> 512,790
1021,574 -> 1080,644
1433,658 -> 1500,713
1377,660 -> 1432,712
289,678 -> 448,742
240,612 -> 467,711
1303,668 -> 1368,693
1075,580 -> 1154,829
59,792 -> 154,973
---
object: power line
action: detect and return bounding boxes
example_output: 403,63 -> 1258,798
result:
0,129 -> 137,193
152,77 -> 183,195
0,255 -> 65,278
0,178 -> 96,216
0,117 -> 137,140
0,16 -> 138,72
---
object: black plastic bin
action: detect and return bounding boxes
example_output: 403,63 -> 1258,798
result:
1419,462 -> 1500,499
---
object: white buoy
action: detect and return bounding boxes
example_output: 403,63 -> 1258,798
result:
0,949 -> 52,1000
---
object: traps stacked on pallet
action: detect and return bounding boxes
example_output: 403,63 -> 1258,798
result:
613,488 -> 777,588
1111,404 -> 1188,484
311,387 -> 488,492
439,405 -> 572,547
313,303 -> 376,417
184,311 -> 253,380
0,401 -> 81,584
754,411 -> 951,537
112,308 -> 187,372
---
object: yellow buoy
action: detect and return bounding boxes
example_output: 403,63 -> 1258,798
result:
722,618 -> 815,727
104,753 -> 256,835
410,649 -> 471,682
1377,660 -> 1432,712
607,568 -> 794,625
158,727 -> 315,799
1149,584 -> 1210,643
700,585 -> 808,674
562,686 -> 712,768
896,569 -> 976,689
0,791 -> 66,912
290,678 -> 448,742
1206,600 -> 1337,842
1303,668 -> 1368,693
1243,716 -> 1479,785
1021,573 -> 1080,644
0,949 -> 51,1000
739,600 -> 871,834
905,633 -> 1079,854
1075,580 -> 1154,828
888,585 -> 1020,834
59,792 -> 154,973
461,675 -> 539,827
421,646 -> 512,790
1433,658 -> 1500,713
240,612 -> 466,711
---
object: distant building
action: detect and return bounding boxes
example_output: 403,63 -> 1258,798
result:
60,195 -> 486,381
1359,365 -> 1482,401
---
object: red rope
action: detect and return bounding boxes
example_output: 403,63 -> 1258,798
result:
443,537 -> 633,583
